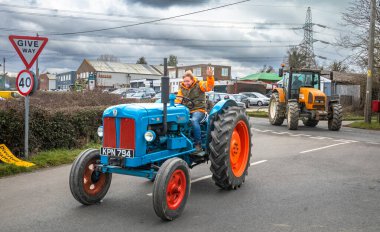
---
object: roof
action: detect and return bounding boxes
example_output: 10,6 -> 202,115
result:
328,71 -> 366,84
86,60 -> 162,75
240,72 -> 282,82
151,65 -> 175,74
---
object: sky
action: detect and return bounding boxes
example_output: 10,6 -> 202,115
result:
0,0 -> 354,77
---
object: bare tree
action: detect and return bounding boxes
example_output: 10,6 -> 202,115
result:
329,60 -> 349,72
285,46 -> 307,69
338,0 -> 379,73
136,56 -> 148,64
97,54 -> 120,62
260,65 -> 275,73
168,55 -> 178,66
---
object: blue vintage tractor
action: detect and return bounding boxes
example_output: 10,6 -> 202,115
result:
69,62 -> 252,221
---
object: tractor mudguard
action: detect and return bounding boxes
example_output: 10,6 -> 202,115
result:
205,99 -> 239,151
273,88 -> 286,103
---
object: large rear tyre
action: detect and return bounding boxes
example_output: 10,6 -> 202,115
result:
209,106 -> 252,190
153,158 -> 190,221
268,92 -> 285,125
302,118 -> 319,127
287,102 -> 299,130
328,103 -> 342,131
69,149 -> 112,205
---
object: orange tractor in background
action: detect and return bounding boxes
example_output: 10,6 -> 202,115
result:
268,66 -> 342,131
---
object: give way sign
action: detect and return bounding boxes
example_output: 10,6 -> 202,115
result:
9,35 -> 48,69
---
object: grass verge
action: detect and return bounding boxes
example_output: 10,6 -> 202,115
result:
0,143 -> 101,178
247,111 -> 269,118
346,121 -> 380,130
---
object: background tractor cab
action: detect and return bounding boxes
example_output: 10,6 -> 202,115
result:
269,66 -> 342,131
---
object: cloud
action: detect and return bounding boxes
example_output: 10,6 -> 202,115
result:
0,0 -> 355,77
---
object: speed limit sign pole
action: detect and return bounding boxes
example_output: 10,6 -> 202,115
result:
9,35 -> 48,159
16,70 -> 36,159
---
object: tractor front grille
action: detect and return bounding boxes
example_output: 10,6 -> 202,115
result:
103,117 -> 135,150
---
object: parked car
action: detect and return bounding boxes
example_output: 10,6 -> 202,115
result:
233,94 -> 250,108
206,92 -> 246,108
137,87 -> 156,97
153,92 -> 161,100
125,92 -> 151,99
240,92 -> 270,106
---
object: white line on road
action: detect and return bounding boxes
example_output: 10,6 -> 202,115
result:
146,160 -> 268,196
366,142 -> 380,145
299,142 -> 348,154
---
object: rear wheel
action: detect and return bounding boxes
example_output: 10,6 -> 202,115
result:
287,102 -> 299,130
268,92 -> 285,125
328,103 -> 342,131
302,118 -> 319,127
209,106 -> 252,190
257,101 -> 263,106
69,149 -> 112,205
153,158 -> 190,221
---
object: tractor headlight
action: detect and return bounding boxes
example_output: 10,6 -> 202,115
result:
144,130 -> 156,142
97,126 -> 103,137
299,94 -> 304,100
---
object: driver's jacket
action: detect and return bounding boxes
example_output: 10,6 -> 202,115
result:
176,75 -> 214,113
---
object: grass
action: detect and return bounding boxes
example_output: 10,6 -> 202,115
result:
346,121 -> 380,130
247,111 -> 269,118
0,143 -> 101,178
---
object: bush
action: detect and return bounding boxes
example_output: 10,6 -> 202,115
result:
0,91 -> 154,157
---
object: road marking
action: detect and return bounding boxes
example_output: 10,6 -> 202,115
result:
333,139 -> 358,143
300,142 -> 348,154
146,160 -> 268,196
366,142 -> 380,145
309,136 -> 332,140
271,132 -> 290,135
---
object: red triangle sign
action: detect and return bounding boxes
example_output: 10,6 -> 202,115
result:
9,35 -> 48,69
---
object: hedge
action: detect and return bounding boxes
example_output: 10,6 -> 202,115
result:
0,91 -> 154,157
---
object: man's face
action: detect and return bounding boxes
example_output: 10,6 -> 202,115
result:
183,76 -> 193,88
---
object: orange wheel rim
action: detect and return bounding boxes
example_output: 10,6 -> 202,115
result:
166,169 -> 186,210
229,120 -> 250,177
83,158 -> 106,196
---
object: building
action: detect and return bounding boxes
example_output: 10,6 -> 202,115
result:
39,73 -> 56,91
168,64 -> 232,93
76,59 -> 164,90
56,71 -> 76,91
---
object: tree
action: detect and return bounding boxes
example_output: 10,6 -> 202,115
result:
97,54 -> 120,62
136,56 -> 148,64
285,46 -> 307,69
260,64 -> 275,73
168,55 -> 178,66
329,60 -> 349,72
338,0 -> 379,73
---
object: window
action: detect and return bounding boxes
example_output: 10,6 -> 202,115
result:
221,68 -> 229,76
178,69 -> 185,78
193,67 -> 201,76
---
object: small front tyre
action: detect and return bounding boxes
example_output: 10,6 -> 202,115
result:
69,149 -> 112,205
153,158 -> 191,221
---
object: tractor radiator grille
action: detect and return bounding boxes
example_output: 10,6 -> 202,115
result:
103,117 -> 135,149
120,118 -> 135,150
103,117 -> 116,148
312,105 -> 325,110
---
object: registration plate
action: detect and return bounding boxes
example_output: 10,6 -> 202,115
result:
100,147 -> 134,158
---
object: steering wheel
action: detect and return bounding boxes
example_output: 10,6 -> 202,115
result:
176,96 -> 195,109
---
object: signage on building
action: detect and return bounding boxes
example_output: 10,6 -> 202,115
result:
98,74 -> 112,78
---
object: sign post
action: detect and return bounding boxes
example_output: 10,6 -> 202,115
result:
9,35 -> 48,159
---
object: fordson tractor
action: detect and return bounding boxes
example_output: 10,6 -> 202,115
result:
268,66 -> 342,131
69,60 -> 252,221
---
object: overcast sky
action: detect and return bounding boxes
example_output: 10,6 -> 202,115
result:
0,0 -> 354,77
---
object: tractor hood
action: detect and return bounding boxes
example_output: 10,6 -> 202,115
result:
103,103 -> 190,124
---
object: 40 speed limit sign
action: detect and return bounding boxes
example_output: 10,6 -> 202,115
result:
16,69 -> 36,96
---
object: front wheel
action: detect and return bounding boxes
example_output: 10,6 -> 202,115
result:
328,103 -> 342,131
287,102 -> 299,130
268,92 -> 285,126
302,118 -> 319,127
69,149 -> 112,205
153,158 -> 191,221
209,106 -> 252,190
257,101 -> 263,106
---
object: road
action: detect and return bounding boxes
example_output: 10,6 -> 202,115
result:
0,117 -> 379,232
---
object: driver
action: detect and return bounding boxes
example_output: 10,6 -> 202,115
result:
176,67 -> 214,154
292,75 -> 303,90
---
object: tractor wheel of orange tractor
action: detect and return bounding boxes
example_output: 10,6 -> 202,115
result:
153,158 -> 191,221
69,149 -> 112,205
209,106 -> 252,190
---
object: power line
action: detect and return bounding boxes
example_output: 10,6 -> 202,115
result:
49,0 -> 252,35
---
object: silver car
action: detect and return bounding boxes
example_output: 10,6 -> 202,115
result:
240,92 -> 270,106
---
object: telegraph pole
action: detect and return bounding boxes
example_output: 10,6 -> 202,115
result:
364,0 -> 376,123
